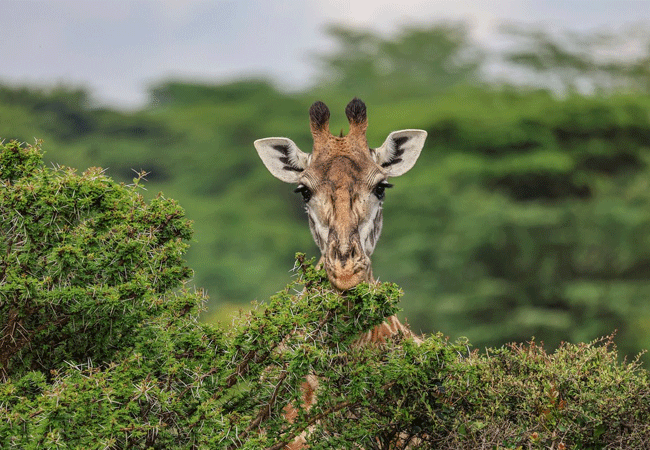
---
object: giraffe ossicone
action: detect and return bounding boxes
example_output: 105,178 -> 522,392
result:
255,98 -> 427,291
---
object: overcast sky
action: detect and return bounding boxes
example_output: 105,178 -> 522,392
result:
2,0 -> 648,109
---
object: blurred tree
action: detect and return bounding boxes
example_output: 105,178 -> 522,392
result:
315,23 -> 483,101
373,89 -> 650,363
0,85 -> 96,141
499,23 -> 650,94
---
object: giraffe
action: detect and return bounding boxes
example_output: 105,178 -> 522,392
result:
254,98 -> 427,448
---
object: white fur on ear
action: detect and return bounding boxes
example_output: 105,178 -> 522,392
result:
254,137 -> 311,183
373,130 -> 427,177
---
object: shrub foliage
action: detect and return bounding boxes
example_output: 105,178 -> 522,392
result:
1,141 -> 649,449
0,140 -> 193,380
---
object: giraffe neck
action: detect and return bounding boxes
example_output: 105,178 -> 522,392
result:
354,315 -> 422,346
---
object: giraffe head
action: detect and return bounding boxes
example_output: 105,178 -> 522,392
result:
255,98 -> 426,291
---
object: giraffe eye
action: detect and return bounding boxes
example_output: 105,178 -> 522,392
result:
373,181 -> 393,200
294,184 -> 312,203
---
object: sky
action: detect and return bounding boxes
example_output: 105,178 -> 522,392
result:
1,0 -> 648,109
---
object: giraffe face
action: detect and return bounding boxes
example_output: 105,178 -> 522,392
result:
255,98 -> 426,291
296,140 -> 386,290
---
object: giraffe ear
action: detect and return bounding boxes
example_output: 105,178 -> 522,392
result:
254,137 -> 311,183
373,130 -> 427,177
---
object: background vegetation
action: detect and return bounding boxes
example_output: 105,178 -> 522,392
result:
2,22 -> 650,365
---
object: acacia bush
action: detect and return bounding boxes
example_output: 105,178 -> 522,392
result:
1,141 -> 649,449
0,140 -> 194,380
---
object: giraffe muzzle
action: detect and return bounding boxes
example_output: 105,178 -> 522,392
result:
324,238 -> 370,291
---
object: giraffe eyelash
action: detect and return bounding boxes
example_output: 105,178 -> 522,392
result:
373,181 -> 393,200
294,184 -> 312,203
